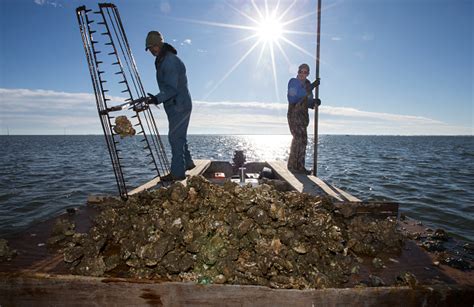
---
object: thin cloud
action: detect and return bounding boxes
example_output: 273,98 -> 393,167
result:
195,100 -> 287,111
321,106 -> 444,124
0,88 -> 124,113
0,88 -> 470,135
160,1 -> 171,14
331,37 -> 341,41
33,0 -> 62,8
194,101 -> 440,124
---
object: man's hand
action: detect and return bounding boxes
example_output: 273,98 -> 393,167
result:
311,78 -> 321,88
147,93 -> 160,105
308,98 -> 322,109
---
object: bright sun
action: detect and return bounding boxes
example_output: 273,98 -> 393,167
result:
256,16 -> 283,42
180,1 -> 317,100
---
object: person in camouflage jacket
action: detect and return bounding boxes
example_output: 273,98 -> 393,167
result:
287,64 -> 320,173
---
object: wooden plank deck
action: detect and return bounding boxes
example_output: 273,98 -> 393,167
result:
184,159 -> 212,178
306,175 -> 344,201
129,178 -> 161,196
332,186 -> 361,202
1,273 -> 471,307
266,161 -> 360,202
129,160 -> 211,195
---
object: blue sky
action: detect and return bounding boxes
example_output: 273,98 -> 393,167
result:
0,0 -> 472,135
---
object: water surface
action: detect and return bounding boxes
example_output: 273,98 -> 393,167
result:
0,135 -> 472,242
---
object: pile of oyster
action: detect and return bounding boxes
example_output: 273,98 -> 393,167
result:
58,176 -> 403,289
113,115 -> 136,138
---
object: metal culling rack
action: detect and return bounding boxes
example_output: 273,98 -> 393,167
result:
76,3 -> 170,199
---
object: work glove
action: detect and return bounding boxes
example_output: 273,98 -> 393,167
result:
147,93 -> 160,105
308,98 -> 321,109
311,78 -> 321,88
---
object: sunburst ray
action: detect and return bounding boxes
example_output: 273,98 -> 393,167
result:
257,41 -> 267,65
251,0 -> 264,20
177,0 -> 320,101
274,40 -> 291,68
204,39 -> 262,100
282,11 -> 316,27
281,36 -> 316,59
269,43 -> 279,101
173,17 -> 256,31
277,0 -> 297,21
226,2 -> 260,25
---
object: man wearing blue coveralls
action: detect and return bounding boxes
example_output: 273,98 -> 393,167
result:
146,31 -> 195,181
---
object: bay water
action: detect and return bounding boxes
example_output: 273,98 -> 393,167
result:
0,135 -> 472,243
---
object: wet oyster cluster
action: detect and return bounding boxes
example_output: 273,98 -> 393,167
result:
0,239 -> 17,262
409,226 -> 473,271
58,176 -> 403,288
113,115 -> 136,138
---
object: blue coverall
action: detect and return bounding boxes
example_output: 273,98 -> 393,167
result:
154,50 -> 193,178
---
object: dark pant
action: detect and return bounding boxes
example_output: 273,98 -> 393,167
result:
287,102 -> 309,171
166,108 -> 193,178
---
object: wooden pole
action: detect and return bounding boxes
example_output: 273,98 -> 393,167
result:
312,0 -> 322,176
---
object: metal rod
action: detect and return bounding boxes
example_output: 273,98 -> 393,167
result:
312,0 -> 322,177
98,6 -> 133,99
111,4 -> 148,97
102,6 -> 140,99
77,6 -> 128,198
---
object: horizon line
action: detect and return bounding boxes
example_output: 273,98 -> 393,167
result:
1,134 -> 472,137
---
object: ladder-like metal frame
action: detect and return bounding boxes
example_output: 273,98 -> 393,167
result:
76,3 -> 170,199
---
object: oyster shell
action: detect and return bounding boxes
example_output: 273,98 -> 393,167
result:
113,115 -> 136,138
55,175 -> 404,288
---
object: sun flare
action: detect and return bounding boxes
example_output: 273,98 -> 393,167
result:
180,0 -> 317,100
256,16 -> 283,42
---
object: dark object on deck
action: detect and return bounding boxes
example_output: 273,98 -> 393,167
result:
232,150 -> 246,170
259,166 -> 275,179
441,257 -> 473,271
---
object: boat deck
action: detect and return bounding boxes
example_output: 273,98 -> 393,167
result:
129,159 -> 213,195
1,208 -> 472,306
1,160 -> 473,306
129,159 -> 362,202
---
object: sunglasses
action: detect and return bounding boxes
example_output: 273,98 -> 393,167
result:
298,70 -> 309,74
